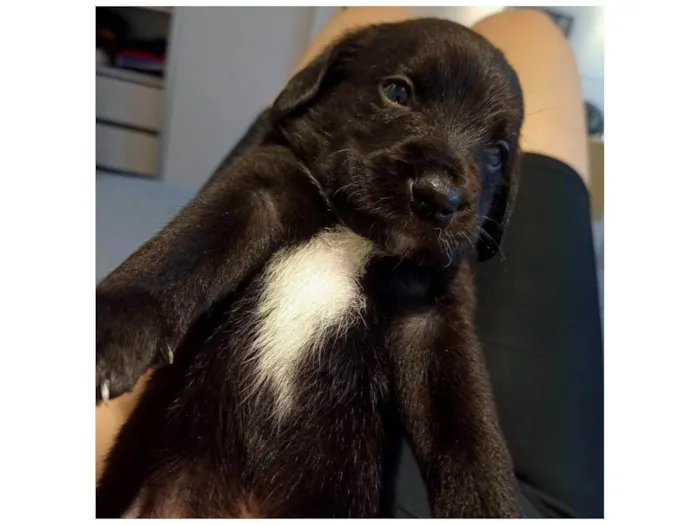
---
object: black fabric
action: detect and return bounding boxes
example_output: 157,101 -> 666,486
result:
475,153 -> 603,518
389,153 -> 604,518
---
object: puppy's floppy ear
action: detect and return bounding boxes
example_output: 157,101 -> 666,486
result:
475,56 -> 524,262
270,29 -> 371,123
475,146 -> 520,262
270,48 -> 337,122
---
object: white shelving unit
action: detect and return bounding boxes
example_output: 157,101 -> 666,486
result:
96,6 -> 173,178
96,7 -> 338,187
96,64 -> 164,89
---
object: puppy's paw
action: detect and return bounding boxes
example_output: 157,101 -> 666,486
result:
96,290 -> 173,404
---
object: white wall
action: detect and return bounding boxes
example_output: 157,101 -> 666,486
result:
161,7 -> 315,190
308,7 -> 341,42
548,6 -> 604,112
96,172 -> 196,282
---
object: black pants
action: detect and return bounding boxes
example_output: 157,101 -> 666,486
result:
212,117 -> 604,519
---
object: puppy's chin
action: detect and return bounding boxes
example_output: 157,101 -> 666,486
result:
381,228 -> 473,267
345,211 -> 470,266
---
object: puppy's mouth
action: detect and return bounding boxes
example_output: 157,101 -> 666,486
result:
382,223 -> 476,266
330,185 -> 475,265
323,149 -> 476,264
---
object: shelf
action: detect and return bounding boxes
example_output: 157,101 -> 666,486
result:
96,64 -> 164,89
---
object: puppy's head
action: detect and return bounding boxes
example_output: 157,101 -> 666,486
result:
271,18 -> 524,265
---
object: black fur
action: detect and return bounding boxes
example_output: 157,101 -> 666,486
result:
96,19 -> 524,518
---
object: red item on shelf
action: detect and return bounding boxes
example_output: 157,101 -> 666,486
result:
115,49 -> 165,64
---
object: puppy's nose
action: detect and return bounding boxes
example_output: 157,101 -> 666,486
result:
411,173 -> 462,224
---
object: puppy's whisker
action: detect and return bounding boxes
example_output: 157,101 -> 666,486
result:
465,234 -> 476,253
346,188 -> 365,202
524,105 -> 576,118
476,225 -> 506,261
442,251 -> 453,269
327,148 -> 353,160
333,183 -> 354,197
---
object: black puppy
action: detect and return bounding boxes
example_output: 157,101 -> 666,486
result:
96,18 -> 524,518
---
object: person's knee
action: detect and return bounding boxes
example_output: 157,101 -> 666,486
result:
478,8 -> 565,40
476,8 -> 576,65
474,8 -> 589,184
511,8 -> 559,30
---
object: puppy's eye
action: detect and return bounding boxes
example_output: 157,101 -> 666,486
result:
485,141 -> 509,171
382,80 -> 411,106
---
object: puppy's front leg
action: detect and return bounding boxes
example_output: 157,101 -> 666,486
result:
388,271 -> 520,518
96,151 -> 301,404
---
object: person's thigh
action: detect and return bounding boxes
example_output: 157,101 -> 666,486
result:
473,9 -> 590,186
475,154 -> 604,518
96,373 -> 149,480
472,9 -> 603,518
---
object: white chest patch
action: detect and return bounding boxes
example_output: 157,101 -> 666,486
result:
250,227 -> 373,418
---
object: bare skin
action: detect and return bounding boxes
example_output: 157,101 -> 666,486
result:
473,9 -> 590,185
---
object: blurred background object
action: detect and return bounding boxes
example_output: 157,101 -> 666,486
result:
96,6 -> 603,302
96,7 -> 172,179
95,9 -> 175,277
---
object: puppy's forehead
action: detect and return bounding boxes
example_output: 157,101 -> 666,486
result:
361,20 -> 498,69
358,20 -> 518,104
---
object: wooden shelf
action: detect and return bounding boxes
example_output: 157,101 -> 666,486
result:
96,64 -> 164,89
